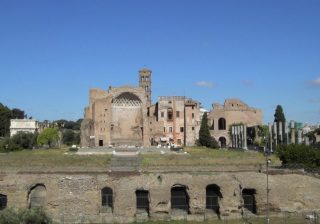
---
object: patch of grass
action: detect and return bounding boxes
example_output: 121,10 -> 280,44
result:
141,147 -> 281,168
138,216 -> 306,224
0,148 -> 111,169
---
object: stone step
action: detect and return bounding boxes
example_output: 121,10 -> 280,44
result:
111,166 -> 140,172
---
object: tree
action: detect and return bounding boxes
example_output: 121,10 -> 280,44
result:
0,103 -> 11,137
11,108 -> 25,119
274,105 -> 286,123
274,105 -> 286,144
37,128 -> 60,148
10,132 -> 37,149
198,113 -> 219,148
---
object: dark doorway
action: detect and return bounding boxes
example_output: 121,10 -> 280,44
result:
101,187 -> 113,211
99,140 -> 103,146
0,194 -> 7,210
28,184 -> 46,208
171,185 -> 189,212
136,190 -> 149,214
219,137 -> 227,148
242,188 -> 257,214
206,184 -> 222,215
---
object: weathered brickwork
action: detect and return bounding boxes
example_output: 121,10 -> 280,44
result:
208,99 -> 263,147
1,171 -> 319,223
81,69 -> 201,147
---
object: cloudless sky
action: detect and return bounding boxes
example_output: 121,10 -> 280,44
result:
0,0 -> 319,124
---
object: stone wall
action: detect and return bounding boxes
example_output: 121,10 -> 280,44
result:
208,99 -> 262,147
1,170 -> 319,223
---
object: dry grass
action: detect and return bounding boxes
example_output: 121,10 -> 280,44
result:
141,147 -> 281,168
142,216 -> 307,224
0,148 -> 111,169
0,147 -> 281,170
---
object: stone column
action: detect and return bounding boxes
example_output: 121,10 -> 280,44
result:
268,123 -> 273,152
243,125 -> 247,150
285,121 -> 289,145
305,137 -> 310,146
297,130 -> 302,144
290,121 -> 295,144
235,126 -> 238,149
231,126 -> 235,148
273,122 -> 277,149
279,121 -> 283,143
239,125 -> 242,149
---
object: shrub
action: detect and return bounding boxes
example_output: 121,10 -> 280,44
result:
0,208 -> 52,224
276,144 -> 320,168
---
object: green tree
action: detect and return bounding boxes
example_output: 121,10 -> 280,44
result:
10,132 -> 37,150
11,108 -> 25,119
198,113 -> 219,148
62,129 -> 75,146
37,128 -> 60,148
0,103 -> 11,137
274,105 -> 286,144
274,105 -> 286,123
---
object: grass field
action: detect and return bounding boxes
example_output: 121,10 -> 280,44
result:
141,147 -> 281,168
136,216 -> 309,224
0,147 -> 281,170
0,148 -> 111,169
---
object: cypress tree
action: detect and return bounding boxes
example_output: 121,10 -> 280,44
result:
199,113 -> 219,148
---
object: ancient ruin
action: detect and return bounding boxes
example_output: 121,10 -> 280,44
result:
81,68 -> 201,148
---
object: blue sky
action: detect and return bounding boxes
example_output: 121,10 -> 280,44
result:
0,0 -> 319,124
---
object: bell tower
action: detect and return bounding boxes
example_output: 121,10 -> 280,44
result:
139,68 -> 152,106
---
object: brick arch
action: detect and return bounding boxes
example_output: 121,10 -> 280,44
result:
28,183 -> 46,208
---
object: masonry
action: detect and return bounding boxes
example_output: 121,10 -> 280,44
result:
1,169 -> 319,223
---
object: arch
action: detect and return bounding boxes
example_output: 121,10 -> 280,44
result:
206,184 -> 222,214
218,118 -> 226,130
101,187 -> 113,211
112,92 -> 142,107
171,184 -> 189,213
0,194 -> 7,210
28,184 -> 46,208
242,188 -> 257,214
136,190 -> 149,214
219,137 -> 227,148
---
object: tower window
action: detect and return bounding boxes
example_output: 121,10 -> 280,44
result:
167,108 -> 173,121
192,113 -> 194,119
180,127 -> 184,132
176,111 -> 180,118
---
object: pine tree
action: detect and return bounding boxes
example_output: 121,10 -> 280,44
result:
199,113 -> 219,148
274,105 -> 286,123
274,105 -> 286,144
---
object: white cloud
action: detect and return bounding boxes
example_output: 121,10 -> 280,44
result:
310,77 -> 320,86
195,81 -> 215,88
241,80 -> 254,87
307,98 -> 320,103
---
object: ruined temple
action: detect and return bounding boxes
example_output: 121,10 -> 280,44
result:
81,68 -> 201,147
208,99 -> 262,147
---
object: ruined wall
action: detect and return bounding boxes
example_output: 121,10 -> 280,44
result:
208,99 -> 262,147
81,86 -> 150,147
1,171 -> 319,223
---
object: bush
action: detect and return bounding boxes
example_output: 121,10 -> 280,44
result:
276,144 -> 320,168
0,132 -> 38,152
0,207 -> 52,224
